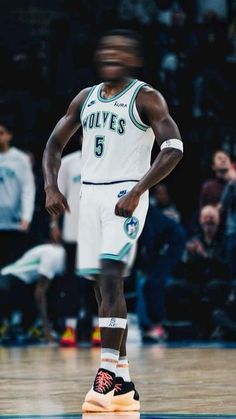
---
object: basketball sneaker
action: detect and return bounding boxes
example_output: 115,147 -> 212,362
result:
24,325 -> 45,343
112,377 -> 140,411
142,325 -> 167,343
91,325 -> 101,346
60,326 -> 77,347
82,368 -> 116,412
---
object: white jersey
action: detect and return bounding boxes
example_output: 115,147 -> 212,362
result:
1,244 -> 65,284
58,151 -> 81,242
80,79 -> 155,184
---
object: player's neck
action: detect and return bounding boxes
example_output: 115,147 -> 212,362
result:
0,144 -> 11,153
102,77 -> 133,96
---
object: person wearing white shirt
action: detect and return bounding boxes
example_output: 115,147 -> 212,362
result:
0,243 -> 65,342
50,146 -> 98,347
50,149 -> 81,273
0,122 -> 35,266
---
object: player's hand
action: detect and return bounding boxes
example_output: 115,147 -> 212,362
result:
186,239 -> 206,257
115,190 -> 141,218
45,185 -> 70,216
20,220 -> 30,232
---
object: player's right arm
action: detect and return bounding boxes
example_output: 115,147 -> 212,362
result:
42,88 -> 90,216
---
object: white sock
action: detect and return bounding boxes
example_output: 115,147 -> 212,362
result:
100,348 -> 119,374
116,356 -> 131,382
66,318 -> 77,329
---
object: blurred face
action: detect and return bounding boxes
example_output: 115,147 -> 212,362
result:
200,206 -> 220,236
212,151 -> 231,179
95,35 -> 141,82
154,184 -> 170,207
0,125 -> 12,149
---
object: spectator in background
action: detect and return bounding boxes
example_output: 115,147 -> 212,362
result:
196,0 -> 229,23
199,149 -> 236,209
220,179 -> 236,282
0,122 -> 35,266
151,182 -> 181,222
0,243 -> 65,343
180,205 -> 230,338
51,148 -> 82,274
135,198 -> 186,343
50,143 -> 98,347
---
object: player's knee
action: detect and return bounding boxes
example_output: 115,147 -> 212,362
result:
99,264 -> 124,304
101,259 -> 125,278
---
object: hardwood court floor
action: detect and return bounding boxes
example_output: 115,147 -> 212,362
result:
0,344 -> 236,417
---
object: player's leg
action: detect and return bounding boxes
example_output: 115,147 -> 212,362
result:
94,254 -> 140,411
116,243 -> 137,385
94,268 -> 130,372
82,259 -> 127,412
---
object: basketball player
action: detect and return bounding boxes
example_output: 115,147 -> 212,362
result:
42,29 -> 183,412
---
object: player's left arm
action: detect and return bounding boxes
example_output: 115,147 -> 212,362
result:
115,86 -> 183,217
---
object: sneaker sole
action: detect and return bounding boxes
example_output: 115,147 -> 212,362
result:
82,401 -> 115,412
112,393 -> 140,411
112,400 -> 140,411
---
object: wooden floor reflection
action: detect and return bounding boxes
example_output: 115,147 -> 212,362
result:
0,344 -> 236,416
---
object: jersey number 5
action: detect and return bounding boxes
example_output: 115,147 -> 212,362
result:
94,135 -> 105,158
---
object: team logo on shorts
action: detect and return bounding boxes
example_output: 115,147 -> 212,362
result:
124,216 -> 139,239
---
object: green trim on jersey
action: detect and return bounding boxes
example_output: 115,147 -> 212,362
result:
97,79 -> 137,103
4,258 -> 41,271
129,83 -> 150,131
76,268 -> 101,277
80,85 -> 97,120
100,242 -> 132,261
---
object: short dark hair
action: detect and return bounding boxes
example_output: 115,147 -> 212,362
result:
101,28 -> 143,57
0,120 -> 13,133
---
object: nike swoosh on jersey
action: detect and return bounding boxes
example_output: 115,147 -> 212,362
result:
117,190 -> 128,198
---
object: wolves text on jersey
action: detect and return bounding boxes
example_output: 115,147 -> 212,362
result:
82,111 -> 126,135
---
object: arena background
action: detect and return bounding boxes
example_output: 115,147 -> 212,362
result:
1,0 -> 235,226
1,1 -> 236,417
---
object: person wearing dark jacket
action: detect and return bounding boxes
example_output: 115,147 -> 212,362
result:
134,203 -> 186,342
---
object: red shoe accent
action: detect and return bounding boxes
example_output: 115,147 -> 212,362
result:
60,326 -> 77,347
91,326 -> 101,346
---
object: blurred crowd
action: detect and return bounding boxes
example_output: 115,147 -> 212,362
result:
0,0 -> 236,346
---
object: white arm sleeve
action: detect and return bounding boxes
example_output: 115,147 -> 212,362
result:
20,155 -> 36,222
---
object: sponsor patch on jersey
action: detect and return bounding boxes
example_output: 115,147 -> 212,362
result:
124,216 -> 139,239
88,100 -> 96,107
114,101 -> 127,108
117,189 -> 128,198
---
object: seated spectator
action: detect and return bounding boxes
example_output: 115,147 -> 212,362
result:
134,201 -> 186,343
199,149 -> 236,209
175,205 -> 230,338
0,121 -> 35,266
0,243 -> 65,343
151,182 -> 181,222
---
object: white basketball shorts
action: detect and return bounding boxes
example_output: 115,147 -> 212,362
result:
76,181 -> 149,279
